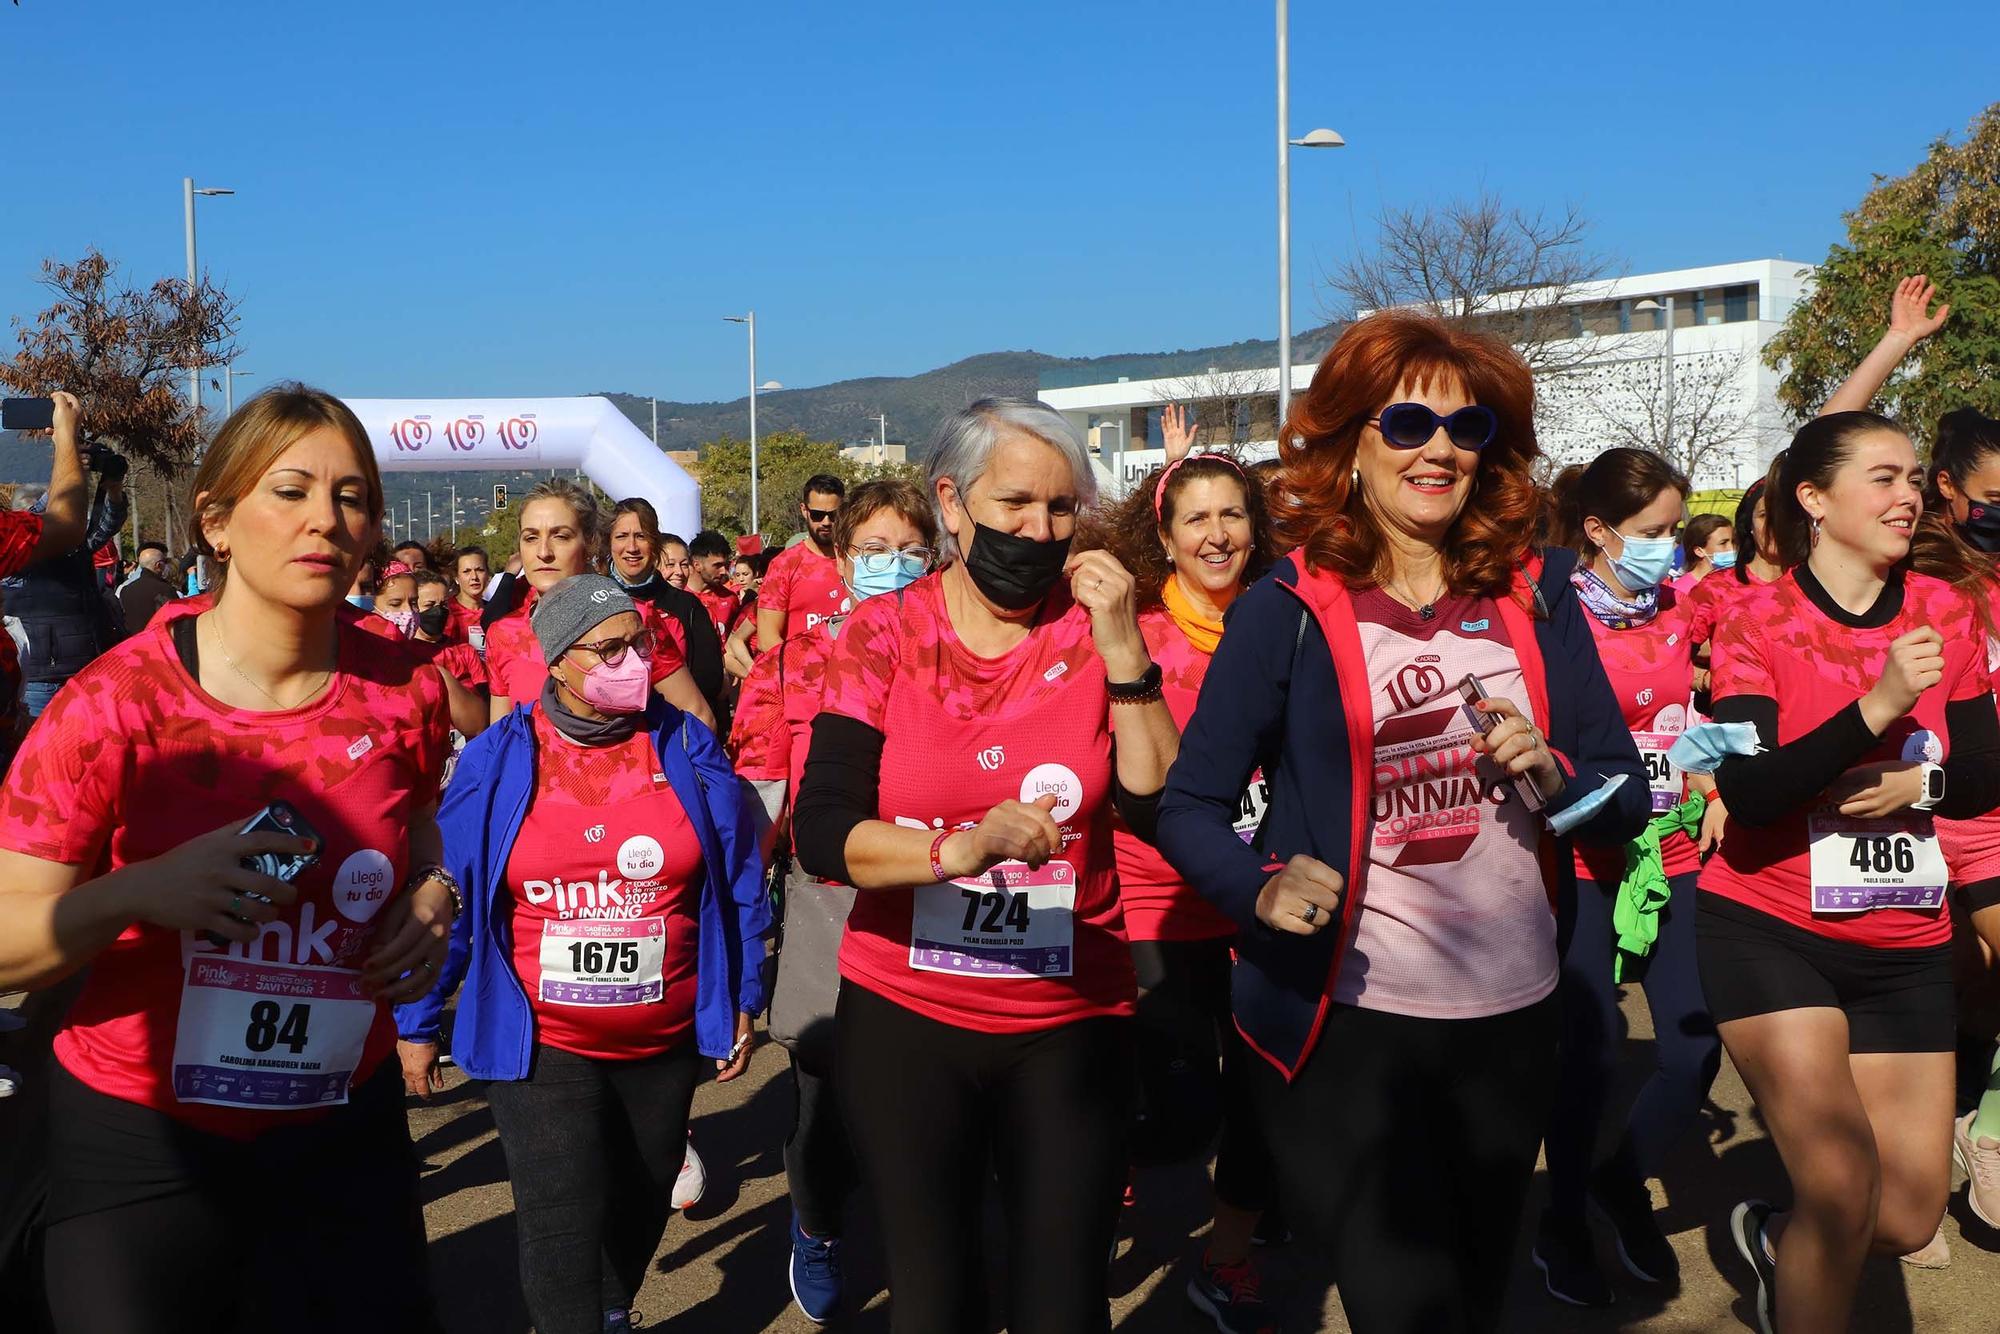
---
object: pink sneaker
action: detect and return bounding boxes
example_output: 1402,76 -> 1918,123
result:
1954,1111 -> 2000,1230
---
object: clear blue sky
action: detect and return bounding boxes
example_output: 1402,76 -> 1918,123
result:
3,0 -> 1995,406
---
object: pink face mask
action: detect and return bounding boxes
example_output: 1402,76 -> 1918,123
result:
382,608 -> 418,639
574,647 -> 651,715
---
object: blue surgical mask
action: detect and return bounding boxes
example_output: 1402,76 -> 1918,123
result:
847,550 -> 927,603
1609,532 -> 1677,592
1548,773 -> 1629,838
1667,722 -> 1763,775
1709,549 -> 1738,570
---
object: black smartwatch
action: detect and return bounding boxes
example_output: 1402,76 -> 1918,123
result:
1106,661 -> 1164,704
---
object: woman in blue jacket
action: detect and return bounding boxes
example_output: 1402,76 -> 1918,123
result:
1158,312 -> 1647,1334
394,574 -> 769,1334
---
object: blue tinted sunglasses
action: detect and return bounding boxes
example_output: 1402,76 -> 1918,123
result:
1368,402 -> 1499,451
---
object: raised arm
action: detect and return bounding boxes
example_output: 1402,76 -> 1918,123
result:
1818,276 -> 1950,417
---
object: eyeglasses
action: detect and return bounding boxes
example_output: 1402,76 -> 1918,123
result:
1367,402 -> 1499,451
565,630 -> 655,667
805,507 -> 839,523
850,545 -> 933,577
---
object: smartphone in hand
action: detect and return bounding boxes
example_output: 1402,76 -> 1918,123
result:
1458,674 -> 1549,814
0,398 -> 55,432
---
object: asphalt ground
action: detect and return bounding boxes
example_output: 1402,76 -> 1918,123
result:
5,978 -> 1999,1332
407,983 -> 2000,1333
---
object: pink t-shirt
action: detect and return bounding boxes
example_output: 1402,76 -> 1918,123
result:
759,543 -> 850,646
818,574 -> 1135,1033
1333,589 -> 1555,1019
0,620 -> 449,1137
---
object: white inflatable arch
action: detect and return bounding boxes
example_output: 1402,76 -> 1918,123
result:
339,397 -> 700,540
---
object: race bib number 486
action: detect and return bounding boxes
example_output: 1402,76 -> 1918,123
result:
1808,812 -> 1947,914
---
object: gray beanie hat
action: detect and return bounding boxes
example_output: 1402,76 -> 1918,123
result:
533,574 -> 638,666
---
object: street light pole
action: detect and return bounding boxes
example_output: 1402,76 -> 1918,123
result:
725,312 -> 760,536
1636,295 -> 1678,456
182,178 -> 234,417
651,397 -> 659,446
450,483 -> 458,543
1273,6 -> 1344,433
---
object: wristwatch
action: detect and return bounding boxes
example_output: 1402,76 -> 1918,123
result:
1106,661 -> 1164,704
1912,762 -> 1946,812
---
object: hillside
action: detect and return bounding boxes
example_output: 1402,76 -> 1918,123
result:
0,321 -> 1342,500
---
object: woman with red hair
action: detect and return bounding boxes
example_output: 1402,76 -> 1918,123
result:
1157,311 -> 1648,1333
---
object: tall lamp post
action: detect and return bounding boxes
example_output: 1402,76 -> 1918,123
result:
1275,1 -> 1344,430
1634,295 -> 1678,456
182,178 -> 234,415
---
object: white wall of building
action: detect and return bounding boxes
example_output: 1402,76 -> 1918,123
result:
1042,258 -> 1815,494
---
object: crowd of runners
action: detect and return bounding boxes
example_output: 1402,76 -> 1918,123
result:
3,274 -> 2000,1334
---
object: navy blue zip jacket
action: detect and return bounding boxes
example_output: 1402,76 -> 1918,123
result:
1157,548 -> 1647,1080
394,698 -> 771,1077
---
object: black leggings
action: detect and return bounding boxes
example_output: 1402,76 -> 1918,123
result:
1129,937 -> 1274,1211
1253,996 -> 1558,1334
837,982 -> 1134,1334
786,1019 -> 859,1237
41,1061 -> 435,1334
1546,871 -> 1719,1220
483,1042 -> 701,1334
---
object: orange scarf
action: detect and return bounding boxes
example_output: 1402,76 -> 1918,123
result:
1163,575 -> 1224,656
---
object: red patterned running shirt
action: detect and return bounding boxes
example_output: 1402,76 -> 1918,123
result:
1701,570 -> 1985,948
0,510 -> 42,580
758,543 -> 849,645
0,619 -> 449,1136
506,710 -> 703,1060
818,574 -> 1136,1032
485,598 -> 687,707
1573,586 -> 1702,886
730,622 -> 837,796
1112,610 -> 1238,942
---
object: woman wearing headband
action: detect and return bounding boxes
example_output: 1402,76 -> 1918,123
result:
1158,312 -> 1647,1334
1087,446 -> 1284,1330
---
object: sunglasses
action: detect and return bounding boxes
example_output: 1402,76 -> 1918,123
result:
1367,402 -> 1499,451
805,507 -> 839,523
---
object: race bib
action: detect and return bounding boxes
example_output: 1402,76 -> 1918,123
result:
1235,771 -> 1270,844
1808,812 -> 1948,914
171,957 -> 376,1109
468,626 -> 486,655
538,918 -> 667,1006
1634,732 -> 1685,813
910,860 -> 1076,978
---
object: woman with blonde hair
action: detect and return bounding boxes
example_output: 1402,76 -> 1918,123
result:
0,383 -> 457,1332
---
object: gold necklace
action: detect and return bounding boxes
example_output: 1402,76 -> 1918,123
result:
209,616 -> 332,710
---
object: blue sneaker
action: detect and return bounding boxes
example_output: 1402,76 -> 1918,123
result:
789,1212 -> 842,1324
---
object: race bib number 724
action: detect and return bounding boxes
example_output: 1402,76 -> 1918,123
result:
910,860 -> 1077,978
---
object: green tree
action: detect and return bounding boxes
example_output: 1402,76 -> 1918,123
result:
694,430 -> 856,543
1766,103 -> 2000,434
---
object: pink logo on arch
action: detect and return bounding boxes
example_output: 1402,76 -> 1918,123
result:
445,416 -> 486,452
389,417 -> 432,452
498,416 -> 538,451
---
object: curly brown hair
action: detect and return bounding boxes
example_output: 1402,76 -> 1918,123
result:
1270,310 -> 1543,600
1081,454 -> 1274,611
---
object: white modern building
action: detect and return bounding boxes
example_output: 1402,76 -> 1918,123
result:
1040,258 -> 1816,493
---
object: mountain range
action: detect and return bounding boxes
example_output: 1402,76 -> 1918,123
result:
0,322 -> 1341,499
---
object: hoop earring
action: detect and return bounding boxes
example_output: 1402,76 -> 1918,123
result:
1350,466 -> 1361,492
1810,516 -> 1822,544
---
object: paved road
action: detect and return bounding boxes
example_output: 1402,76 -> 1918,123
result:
411,987 -> 2000,1333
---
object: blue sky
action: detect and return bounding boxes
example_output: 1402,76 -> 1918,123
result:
3,0 -> 1995,405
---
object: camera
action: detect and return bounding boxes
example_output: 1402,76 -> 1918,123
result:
84,443 -> 129,480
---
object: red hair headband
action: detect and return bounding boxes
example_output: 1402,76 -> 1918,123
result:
1153,453 -> 1246,520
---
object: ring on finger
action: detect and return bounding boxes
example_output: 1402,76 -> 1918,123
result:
1301,902 -> 1320,926
229,893 -> 242,916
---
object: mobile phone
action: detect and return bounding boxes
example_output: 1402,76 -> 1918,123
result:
1,398 -> 55,432
1458,674 -> 1548,814
238,800 -> 322,883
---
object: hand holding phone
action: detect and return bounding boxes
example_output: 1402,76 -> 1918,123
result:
1459,674 -> 1556,813
1,398 -> 55,432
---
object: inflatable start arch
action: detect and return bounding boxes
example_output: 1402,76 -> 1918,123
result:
339,396 -> 700,539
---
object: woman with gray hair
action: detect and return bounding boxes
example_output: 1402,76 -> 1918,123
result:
792,397 -> 1179,1331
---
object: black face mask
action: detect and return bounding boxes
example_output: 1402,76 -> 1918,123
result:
1961,504 -> 2000,555
415,604 -> 451,639
961,521 -> 1073,611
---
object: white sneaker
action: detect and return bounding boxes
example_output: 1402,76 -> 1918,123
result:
1900,1222 -> 1951,1269
1954,1110 -> 2000,1230
0,1064 -> 18,1098
672,1135 -> 705,1210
